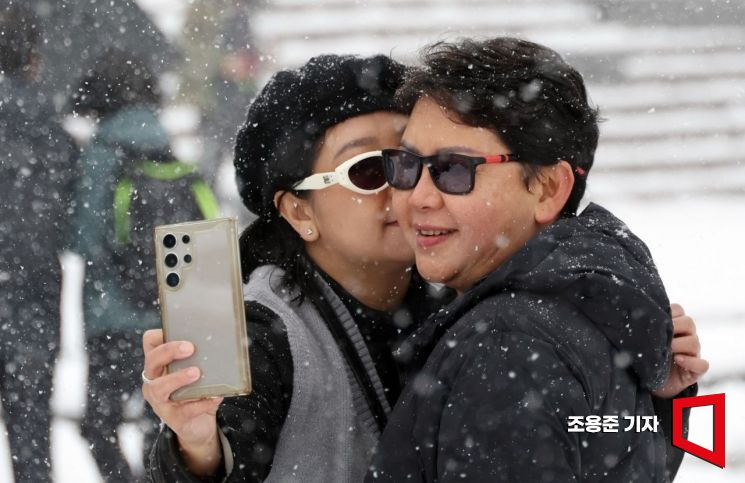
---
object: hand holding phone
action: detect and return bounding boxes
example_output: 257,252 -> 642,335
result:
141,329 -> 225,476
154,218 -> 251,400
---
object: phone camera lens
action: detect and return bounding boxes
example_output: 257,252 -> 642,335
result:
182,235 -> 191,244
184,254 -> 192,263
163,234 -> 177,248
165,253 -> 178,268
166,273 -> 180,288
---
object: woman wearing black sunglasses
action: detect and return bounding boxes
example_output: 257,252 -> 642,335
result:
366,38 -> 708,482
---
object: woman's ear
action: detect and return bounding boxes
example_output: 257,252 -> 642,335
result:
532,161 -> 575,225
274,191 -> 319,241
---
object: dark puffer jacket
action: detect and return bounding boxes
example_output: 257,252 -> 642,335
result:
367,204 -> 674,482
0,74 -> 78,279
72,107 -> 211,334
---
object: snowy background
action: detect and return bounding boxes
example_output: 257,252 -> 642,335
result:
2,0 -> 744,480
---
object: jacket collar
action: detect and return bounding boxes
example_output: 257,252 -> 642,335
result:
400,203 -> 672,390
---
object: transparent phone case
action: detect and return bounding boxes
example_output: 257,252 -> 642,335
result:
154,218 -> 251,400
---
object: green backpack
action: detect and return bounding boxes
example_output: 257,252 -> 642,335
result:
112,160 -> 219,311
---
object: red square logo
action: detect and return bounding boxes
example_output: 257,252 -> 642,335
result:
672,393 -> 725,468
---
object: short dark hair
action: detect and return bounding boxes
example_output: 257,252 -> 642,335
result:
398,37 -> 600,216
0,3 -> 40,74
73,48 -> 160,118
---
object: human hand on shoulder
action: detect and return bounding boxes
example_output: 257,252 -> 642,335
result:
652,304 -> 710,399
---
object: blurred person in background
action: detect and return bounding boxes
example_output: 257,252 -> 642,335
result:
0,2 -> 79,481
179,0 -> 259,190
71,48 -> 219,482
33,0 -> 178,117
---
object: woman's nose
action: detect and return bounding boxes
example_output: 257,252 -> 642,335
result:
408,165 -> 444,211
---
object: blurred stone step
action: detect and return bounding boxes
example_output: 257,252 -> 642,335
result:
588,162 -> 745,199
596,0 -> 745,26
597,132 -> 745,168
621,50 -> 745,81
599,105 -> 745,142
267,0 -> 562,7
588,77 -> 745,112
261,24 -> 745,69
254,1 -> 595,41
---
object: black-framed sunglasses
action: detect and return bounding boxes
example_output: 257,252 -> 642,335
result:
382,148 -> 521,195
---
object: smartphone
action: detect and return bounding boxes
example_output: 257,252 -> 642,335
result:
154,218 -> 251,401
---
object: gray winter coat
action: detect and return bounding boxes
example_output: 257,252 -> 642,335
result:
0,73 -> 78,280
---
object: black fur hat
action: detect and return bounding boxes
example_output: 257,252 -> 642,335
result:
234,54 -> 407,218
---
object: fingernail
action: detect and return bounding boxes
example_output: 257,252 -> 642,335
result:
187,367 -> 200,378
179,342 -> 194,354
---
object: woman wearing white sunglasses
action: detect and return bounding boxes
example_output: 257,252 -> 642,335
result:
142,53 -> 704,483
143,54 -> 449,483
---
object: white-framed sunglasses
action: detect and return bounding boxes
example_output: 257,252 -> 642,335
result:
292,150 -> 388,195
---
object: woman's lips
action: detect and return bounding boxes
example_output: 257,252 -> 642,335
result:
414,225 -> 456,248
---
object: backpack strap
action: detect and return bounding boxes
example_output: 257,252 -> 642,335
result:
190,179 -> 221,220
113,161 -> 221,244
140,160 -> 197,180
139,160 -> 220,219
114,177 -> 135,244
114,160 -> 192,245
